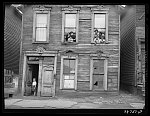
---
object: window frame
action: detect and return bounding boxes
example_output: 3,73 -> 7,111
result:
91,11 -> 108,44
60,56 -> 78,90
62,10 -> 79,44
90,57 -> 107,90
33,10 -> 50,43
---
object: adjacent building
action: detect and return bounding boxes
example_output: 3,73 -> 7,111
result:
4,4 -> 22,75
120,5 -> 145,97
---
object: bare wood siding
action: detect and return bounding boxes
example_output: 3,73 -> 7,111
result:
78,55 -> 90,81
77,81 -> 90,90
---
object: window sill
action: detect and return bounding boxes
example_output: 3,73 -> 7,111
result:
91,41 -> 109,45
62,42 -> 78,45
32,41 -> 49,44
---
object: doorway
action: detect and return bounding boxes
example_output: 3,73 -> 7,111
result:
24,64 -> 39,96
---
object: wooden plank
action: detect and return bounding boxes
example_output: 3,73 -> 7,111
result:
77,81 -> 90,90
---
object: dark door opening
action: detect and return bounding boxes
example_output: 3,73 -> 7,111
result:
25,64 -> 39,96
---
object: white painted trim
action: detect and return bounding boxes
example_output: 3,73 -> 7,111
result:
37,59 -> 42,96
76,12 -> 79,43
75,56 -> 78,90
106,13 -> 108,43
54,55 -> 57,75
60,56 -> 63,89
104,59 -> 108,90
90,58 -> 93,90
61,12 -> 65,43
21,54 -> 27,96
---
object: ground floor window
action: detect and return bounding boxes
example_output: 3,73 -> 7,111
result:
63,58 -> 75,89
60,56 -> 77,90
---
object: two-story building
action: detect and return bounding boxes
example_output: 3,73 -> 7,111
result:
18,5 -> 120,97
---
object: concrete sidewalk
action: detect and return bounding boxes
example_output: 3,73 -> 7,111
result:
4,98 -> 145,109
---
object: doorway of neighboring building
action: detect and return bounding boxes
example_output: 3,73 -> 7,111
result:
24,64 -> 39,96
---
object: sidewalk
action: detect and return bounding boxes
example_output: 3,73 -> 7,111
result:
4,91 -> 145,109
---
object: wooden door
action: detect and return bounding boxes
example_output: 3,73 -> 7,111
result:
93,59 -> 105,90
41,65 -> 54,96
25,65 -> 32,96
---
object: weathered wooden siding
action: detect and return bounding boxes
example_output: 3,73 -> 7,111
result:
4,5 -> 22,74
20,5 -> 120,93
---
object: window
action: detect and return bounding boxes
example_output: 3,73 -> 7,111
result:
36,14 -> 47,41
33,10 -> 50,43
63,59 -> 75,88
60,56 -> 78,89
64,14 -> 77,43
91,12 -> 108,44
62,8 -> 79,44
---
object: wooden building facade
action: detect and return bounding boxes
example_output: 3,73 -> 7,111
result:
18,5 -> 120,97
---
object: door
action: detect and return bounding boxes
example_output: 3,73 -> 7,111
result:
93,59 -> 105,90
41,65 -> 54,96
25,65 -> 32,96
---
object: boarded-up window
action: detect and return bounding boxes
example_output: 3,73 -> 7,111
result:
35,14 -> 48,41
63,59 -> 75,89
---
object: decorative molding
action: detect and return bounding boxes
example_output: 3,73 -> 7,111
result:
90,50 -> 109,58
90,5 -> 110,11
59,50 -> 78,57
36,46 -> 46,54
61,5 -> 81,11
32,5 -> 52,11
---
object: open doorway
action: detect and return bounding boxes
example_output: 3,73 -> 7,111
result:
25,64 -> 39,96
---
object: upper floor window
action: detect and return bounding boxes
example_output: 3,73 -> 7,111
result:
62,6 -> 80,44
64,13 -> 77,43
94,14 -> 106,43
91,7 -> 109,44
32,6 -> 51,43
36,13 -> 48,41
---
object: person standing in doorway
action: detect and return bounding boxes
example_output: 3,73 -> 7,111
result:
32,78 -> 37,96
